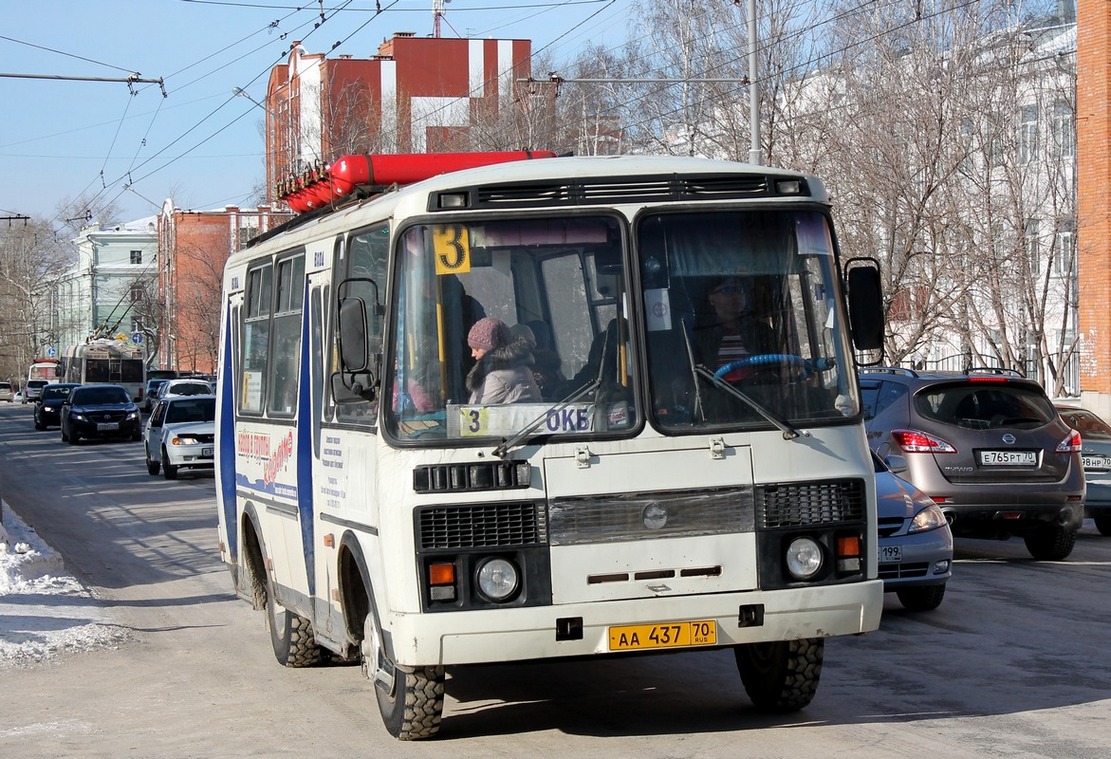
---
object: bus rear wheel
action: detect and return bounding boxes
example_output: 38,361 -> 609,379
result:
265,574 -> 323,668
734,637 -> 823,712
362,613 -> 443,740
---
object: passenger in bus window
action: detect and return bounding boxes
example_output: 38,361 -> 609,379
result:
466,317 -> 541,404
695,276 -> 778,381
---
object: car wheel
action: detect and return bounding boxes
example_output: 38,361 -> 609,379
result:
162,450 -> 179,480
68,428 -> 80,445
1093,515 -> 1111,536
734,637 -> 823,712
146,456 -> 160,476
34,416 -> 44,431
363,612 -> 444,740
1023,525 -> 1077,560
895,584 -> 946,611
265,571 -> 323,668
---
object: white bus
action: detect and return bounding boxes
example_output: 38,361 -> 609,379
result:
215,152 -> 887,740
58,338 -> 147,402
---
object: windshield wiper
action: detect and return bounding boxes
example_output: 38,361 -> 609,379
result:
690,364 -> 808,440
491,377 -> 601,458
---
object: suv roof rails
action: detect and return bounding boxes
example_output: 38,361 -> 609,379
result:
858,366 -> 920,378
965,366 -> 1025,378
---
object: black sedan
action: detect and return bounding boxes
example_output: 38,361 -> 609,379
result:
33,383 -> 82,430
60,384 -> 143,444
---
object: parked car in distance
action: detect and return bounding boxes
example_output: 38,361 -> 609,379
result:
34,383 -> 82,430
23,379 -> 49,404
144,395 -> 216,478
60,384 -> 142,444
142,378 -> 169,412
0,381 -> 12,402
1055,403 -> 1111,536
859,367 -> 1085,560
873,451 -> 953,610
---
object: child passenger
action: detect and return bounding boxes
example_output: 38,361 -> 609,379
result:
466,317 -> 542,404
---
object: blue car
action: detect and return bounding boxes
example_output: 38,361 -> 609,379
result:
1055,404 -> 1111,536
873,452 -> 954,611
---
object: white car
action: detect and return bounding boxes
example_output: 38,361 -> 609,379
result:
156,419 -> 215,480
144,395 -> 216,479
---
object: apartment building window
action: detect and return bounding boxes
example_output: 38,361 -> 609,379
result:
1024,218 -> 1040,275
1052,100 -> 1074,158
130,284 -> 145,303
130,250 -> 143,264
1053,225 -> 1076,277
1017,105 -> 1037,164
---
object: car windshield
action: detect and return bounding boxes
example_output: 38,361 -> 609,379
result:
73,387 -> 130,405
915,383 -> 1056,429
165,398 -> 216,423
169,383 -> 211,396
42,386 -> 74,401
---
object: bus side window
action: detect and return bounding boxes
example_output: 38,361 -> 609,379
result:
240,263 -> 272,414
268,254 -> 305,416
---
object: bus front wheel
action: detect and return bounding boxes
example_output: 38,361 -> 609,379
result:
265,573 -> 322,668
362,612 -> 443,740
734,637 -> 823,712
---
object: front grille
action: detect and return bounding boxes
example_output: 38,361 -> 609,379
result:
470,173 -> 779,209
878,562 -> 930,579
417,502 -> 547,550
192,433 -> 215,444
877,517 -> 905,538
757,479 -> 865,528
548,487 -> 754,545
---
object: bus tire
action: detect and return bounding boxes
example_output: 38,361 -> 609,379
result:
362,613 -> 443,740
265,573 -> 322,668
734,637 -> 823,712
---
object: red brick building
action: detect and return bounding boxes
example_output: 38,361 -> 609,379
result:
262,33 -> 544,203
1078,0 -> 1111,415
156,203 -> 289,374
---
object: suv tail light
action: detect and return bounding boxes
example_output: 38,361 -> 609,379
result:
1056,429 -> 1082,453
892,428 -> 957,454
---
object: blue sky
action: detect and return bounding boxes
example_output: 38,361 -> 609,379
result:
0,0 -> 632,227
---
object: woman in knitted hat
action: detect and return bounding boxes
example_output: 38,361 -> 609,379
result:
466,317 -> 542,404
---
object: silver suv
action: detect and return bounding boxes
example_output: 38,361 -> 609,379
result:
858,367 -> 1084,560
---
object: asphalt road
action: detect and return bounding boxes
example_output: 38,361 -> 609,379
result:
1,402 -> 1110,759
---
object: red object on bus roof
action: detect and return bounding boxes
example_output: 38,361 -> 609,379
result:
278,151 -> 557,213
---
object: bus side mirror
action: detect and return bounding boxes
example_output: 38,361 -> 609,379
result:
844,258 -> 884,359
335,295 -> 379,403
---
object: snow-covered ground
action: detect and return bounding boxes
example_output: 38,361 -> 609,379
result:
0,502 -> 129,666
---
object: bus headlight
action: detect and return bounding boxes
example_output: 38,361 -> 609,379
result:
785,537 -> 824,580
475,557 -> 519,602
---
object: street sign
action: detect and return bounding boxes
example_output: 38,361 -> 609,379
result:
131,332 -> 143,345
46,346 -> 57,357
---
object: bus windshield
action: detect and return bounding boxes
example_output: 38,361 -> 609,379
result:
383,209 -> 857,442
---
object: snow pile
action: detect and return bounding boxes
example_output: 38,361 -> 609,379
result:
0,505 -> 130,665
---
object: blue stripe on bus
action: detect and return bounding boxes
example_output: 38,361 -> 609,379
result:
296,283 -> 316,597
218,309 -> 239,562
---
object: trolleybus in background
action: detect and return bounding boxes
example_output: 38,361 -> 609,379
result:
27,359 -> 59,384
58,338 -> 147,402
215,151 -> 887,740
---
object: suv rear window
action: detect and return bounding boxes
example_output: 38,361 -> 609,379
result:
914,384 -> 1055,430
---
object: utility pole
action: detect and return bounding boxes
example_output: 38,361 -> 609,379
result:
747,0 -> 761,165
